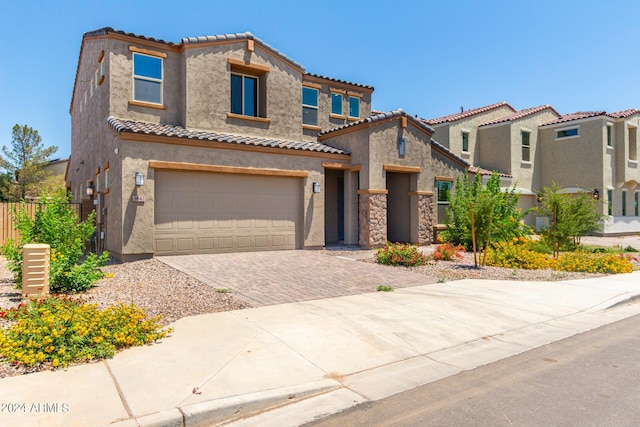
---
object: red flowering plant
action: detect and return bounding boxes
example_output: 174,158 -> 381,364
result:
375,242 -> 430,267
431,243 -> 465,261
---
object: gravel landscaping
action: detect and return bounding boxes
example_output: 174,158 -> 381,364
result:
0,248 -> 637,378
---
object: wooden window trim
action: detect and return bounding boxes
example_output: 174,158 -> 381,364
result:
357,189 -> 389,195
330,88 -> 346,95
129,100 -> 167,110
227,57 -> 270,74
129,45 -> 167,58
149,160 -> 308,178
384,164 -> 421,173
435,176 -> 455,182
303,82 -> 322,90
98,50 -> 105,63
303,124 -> 322,131
226,112 -> 271,124
329,113 -> 346,120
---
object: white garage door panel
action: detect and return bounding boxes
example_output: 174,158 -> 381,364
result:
154,171 -> 301,255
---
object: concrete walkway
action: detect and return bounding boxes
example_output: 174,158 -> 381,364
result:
1,270 -> 639,427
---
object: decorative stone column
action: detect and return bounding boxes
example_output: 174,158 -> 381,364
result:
417,193 -> 435,244
358,190 -> 387,247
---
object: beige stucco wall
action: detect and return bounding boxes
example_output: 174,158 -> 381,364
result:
118,140 -> 329,256
108,40 -> 183,125
478,124 -> 511,174
614,117 -> 640,187
444,105 -> 515,165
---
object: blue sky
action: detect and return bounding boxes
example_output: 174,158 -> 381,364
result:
1,0 -> 639,160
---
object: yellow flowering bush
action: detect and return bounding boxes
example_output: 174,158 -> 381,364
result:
556,253 -> 634,274
486,238 -> 635,274
0,295 -> 172,368
486,239 -> 557,270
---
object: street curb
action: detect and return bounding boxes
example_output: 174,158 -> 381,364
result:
107,379 -> 341,427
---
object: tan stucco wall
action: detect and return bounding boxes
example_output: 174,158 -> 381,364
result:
119,140 -> 329,256
478,124 -> 511,174
443,105 -> 515,165
108,40 -> 183,125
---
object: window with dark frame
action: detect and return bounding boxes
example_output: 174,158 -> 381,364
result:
608,189 -> 613,215
522,131 -> 531,161
462,132 -> 469,152
230,73 -> 258,117
302,87 -> 319,125
436,180 -> 452,224
331,93 -> 343,115
556,128 -> 578,139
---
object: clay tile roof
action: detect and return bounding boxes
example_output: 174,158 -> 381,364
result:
318,110 -> 469,167
422,102 -> 515,126
84,27 -> 177,46
182,32 -> 304,71
479,105 -> 560,127
468,166 -> 512,178
607,109 -> 640,119
107,117 -> 349,155
542,111 -> 607,126
304,73 -> 374,90
318,109 -> 435,136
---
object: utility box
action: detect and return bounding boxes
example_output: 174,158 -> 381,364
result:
22,244 -> 50,298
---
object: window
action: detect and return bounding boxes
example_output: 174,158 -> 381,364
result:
608,189 -> 613,215
556,128 -> 578,139
302,87 -> 319,125
622,191 -> 627,216
522,131 -> 531,161
104,167 -> 110,192
606,124 -> 613,147
331,93 -> 343,115
133,52 -> 163,104
462,132 -> 469,152
629,126 -> 637,161
231,73 -> 258,117
635,192 -> 639,216
436,180 -> 452,224
349,96 -> 360,118
95,172 -> 100,193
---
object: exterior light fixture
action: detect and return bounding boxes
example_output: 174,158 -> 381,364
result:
86,182 -> 94,196
313,182 -> 320,193
592,189 -> 600,200
135,172 -> 144,186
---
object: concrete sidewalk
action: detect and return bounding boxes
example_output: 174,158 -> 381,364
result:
1,272 -> 640,427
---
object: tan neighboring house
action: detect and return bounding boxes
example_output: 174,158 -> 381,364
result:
67,28 -> 468,260
425,103 -> 640,235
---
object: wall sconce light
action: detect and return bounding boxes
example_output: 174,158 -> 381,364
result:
313,182 -> 320,193
135,172 -> 144,186
398,137 -> 406,157
86,182 -> 94,196
592,189 -> 600,200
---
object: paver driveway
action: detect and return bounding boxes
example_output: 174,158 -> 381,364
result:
156,250 -> 437,306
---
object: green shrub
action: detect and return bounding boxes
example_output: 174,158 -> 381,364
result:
377,285 -> 394,292
2,193 -> 108,293
0,295 -> 172,368
375,242 -> 429,267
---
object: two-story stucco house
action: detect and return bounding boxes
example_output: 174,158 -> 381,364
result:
424,103 -> 640,234
67,28 -> 468,260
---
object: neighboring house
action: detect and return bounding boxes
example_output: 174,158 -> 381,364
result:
67,28 -> 467,260
424,103 -> 640,234
43,158 -> 69,177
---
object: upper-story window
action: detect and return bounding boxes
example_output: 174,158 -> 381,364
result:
521,131 -> 531,161
629,126 -> 637,161
349,96 -> 360,119
556,127 -> 578,139
133,53 -> 163,104
302,87 -> 319,125
606,124 -> 613,147
331,93 -> 343,116
462,131 -> 469,152
607,189 -> 613,215
231,73 -> 258,117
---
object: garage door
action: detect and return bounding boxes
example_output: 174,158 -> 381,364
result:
154,170 -> 301,255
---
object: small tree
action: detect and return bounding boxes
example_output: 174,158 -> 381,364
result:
2,193 -> 108,293
537,184 -> 605,257
443,171 -> 529,265
0,124 -> 58,201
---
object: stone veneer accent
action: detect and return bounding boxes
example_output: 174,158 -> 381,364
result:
359,193 -> 387,247
417,194 -> 434,244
